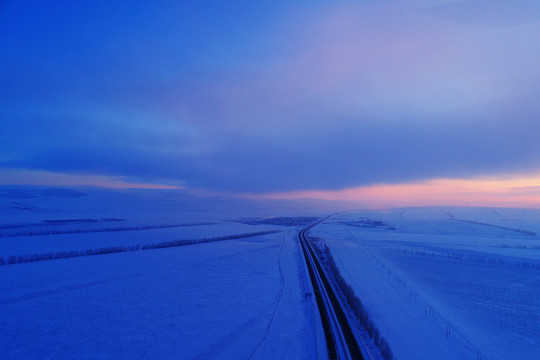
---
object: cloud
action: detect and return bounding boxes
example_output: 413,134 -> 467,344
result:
0,169 -> 182,189
2,2 -> 540,194
422,0 -> 540,27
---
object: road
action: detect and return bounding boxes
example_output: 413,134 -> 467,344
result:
299,220 -> 367,360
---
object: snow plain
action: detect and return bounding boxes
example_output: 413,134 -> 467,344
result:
311,208 -> 540,360
0,187 -> 323,359
0,231 -> 319,359
0,221 -> 280,258
3,187 -> 540,360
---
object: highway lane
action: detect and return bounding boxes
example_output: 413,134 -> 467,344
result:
299,220 -> 367,360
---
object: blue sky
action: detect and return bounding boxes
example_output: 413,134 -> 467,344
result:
2,1 -> 540,204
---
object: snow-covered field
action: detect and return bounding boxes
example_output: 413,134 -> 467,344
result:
3,186 -> 540,360
1,232 -> 318,359
311,208 -> 540,360
0,187 -> 324,359
0,186 -> 323,261
0,222 -> 279,258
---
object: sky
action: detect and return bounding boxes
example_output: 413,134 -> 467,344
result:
2,1 -> 540,208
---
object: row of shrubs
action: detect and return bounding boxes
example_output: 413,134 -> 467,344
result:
0,230 -> 280,265
238,217 -> 319,226
0,218 -> 124,230
394,247 -> 540,269
453,219 -> 537,236
0,222 -> 215,238
321,242 -> 394,360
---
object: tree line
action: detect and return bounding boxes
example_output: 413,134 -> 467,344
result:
0,230 -> 280,265
319,241 -> 394,360
0,222 -> 216,238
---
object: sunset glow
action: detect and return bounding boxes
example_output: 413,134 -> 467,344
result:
0,169 -> 183,190
256,174 -> 540,208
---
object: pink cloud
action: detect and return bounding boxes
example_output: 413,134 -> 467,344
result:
0,169 -> 183,189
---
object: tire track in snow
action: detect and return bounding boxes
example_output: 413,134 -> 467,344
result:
248,234 -> 286,360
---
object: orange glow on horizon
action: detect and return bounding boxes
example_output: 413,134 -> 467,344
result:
253,175 -> 540,209
0,169 -> 183,190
